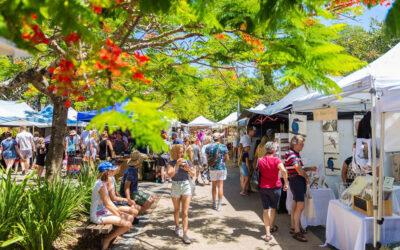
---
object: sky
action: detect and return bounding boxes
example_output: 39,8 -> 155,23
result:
328,4 -> 392,30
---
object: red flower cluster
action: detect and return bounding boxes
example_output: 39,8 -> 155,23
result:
93,5 -> 102,14
213,33 -> 227,40
65,33 -> 80,44
134,52 -> 150,66
96,38 -> 130,76
22,25 -> 49,44
240,32 -> 264,53
133,72 -> 151,84
115,0 -> 124,3
303,17 -> 317,27
327,0 -> 391,9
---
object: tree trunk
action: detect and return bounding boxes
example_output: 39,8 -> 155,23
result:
45,97 -> 68,180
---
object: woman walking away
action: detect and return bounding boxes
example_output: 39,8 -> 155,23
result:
0,131 -> 23,175
167,144 -> 195,244
205,132 -> 229,211
239,144 -> 251,196
285,135 -> 317,242
99,131 -> 114,161
86,132 -> 99,171
258,142 -> 288,242
35,138 -> 47,178
90,162 -> 133,250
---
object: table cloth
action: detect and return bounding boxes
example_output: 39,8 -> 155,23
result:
286,187 -> 335,228
323,200 -> 400,250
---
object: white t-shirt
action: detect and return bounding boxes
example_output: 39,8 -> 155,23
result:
16,131 -> 34,151
73,134 -> 81,145
81,130 -> 91,147
90,180 -> 111,223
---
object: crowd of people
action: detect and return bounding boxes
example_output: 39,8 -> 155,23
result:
1,125 -> 320,247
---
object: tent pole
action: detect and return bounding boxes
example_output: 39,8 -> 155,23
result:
370,89 -> 378,248
377,111 -> 385,245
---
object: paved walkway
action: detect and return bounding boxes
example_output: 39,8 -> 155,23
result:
126,165 -> 331,250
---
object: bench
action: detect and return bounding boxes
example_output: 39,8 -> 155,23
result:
77,223 -> 114,235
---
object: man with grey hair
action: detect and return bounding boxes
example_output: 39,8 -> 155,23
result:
284,135 -> 317,242
257,141 -> 288,242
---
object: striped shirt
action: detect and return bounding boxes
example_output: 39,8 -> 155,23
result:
284,149 -> 303,176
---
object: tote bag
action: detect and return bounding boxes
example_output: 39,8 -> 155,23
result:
304,186 -> 315,219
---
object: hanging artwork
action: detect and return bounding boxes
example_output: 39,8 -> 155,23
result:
323,132 -> 339,153
390,153 -> 400,182
322,120 -> 337,132
324,153 -> 341,175
353,115 -> 364,136
289,114 -> 307,142
355,138 -> 372,170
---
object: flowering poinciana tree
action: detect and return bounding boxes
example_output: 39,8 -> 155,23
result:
0,0 -> 393,178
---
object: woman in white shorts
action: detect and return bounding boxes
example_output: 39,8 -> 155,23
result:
167,144 -> 195,244
90,162 -> 133,249
205,132 -> 229,211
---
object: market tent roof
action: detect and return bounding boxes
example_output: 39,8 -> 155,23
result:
39,105 -> 87,126
187,115 -> 215,127
293,42 -> 400,112
218,112 -> 238,126
0,37 -> 31,57
77,99 -> 129,122
237,104 -> 269,120
0,101 -> 51,127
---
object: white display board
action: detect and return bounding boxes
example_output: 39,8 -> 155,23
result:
301,120 -> 354,196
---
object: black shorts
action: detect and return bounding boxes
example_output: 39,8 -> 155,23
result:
289,175 -> 306,202
259,187 -> 281,209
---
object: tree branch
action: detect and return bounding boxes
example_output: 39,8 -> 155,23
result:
123,32 -> 203,51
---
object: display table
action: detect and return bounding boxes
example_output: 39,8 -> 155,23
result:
286,187 -> 335,228
323,200 -> 400,250
390,185 -> 400,215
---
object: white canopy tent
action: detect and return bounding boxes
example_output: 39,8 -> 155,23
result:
0,37 -> 31,57
218,112 -> 238,126
188,115 -> 216,127
292,42 -> 400,247
0,101 -> 51,127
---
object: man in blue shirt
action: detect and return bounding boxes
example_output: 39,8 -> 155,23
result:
120,150 -> 154,213
172,132 -> 184,145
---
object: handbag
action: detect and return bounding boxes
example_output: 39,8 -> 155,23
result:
304,186 -> 315,219
207,144 -> 221,167
250,159 -> 260,192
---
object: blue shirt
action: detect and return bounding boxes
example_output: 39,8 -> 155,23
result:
1,138 -> 18,159
119,167 -> 138,196
205,142 -> 229,170
173,138 -> 184,145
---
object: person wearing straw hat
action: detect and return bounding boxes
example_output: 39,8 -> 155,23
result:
119,150 -> 154,213
205,132 -> 229,211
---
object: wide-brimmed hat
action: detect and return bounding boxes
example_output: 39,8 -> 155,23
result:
213,132 -> 224,140
69,130 -> 77,136
127,150 -> 148,166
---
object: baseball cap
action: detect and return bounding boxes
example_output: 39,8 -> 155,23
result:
171,132 -> 178,137
69,130 -> 77,135
213,132 -> 224,140
249,126 -> 257,131
98,161 -> 118,172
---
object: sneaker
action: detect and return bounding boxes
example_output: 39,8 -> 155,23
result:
175,226 -> 183,237
261,234 -> 272,242
182,235 -> 191,244
195,180 -> 200,185
217,204 -> 222,212
168,179 -> 173,183
212,201 -> 216,209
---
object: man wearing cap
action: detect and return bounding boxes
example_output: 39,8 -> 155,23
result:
205,132 -> 229,211
172,132 -> 184,145
120,150 -> 155,213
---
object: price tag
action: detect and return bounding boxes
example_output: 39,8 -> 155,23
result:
383,177 -> 394,189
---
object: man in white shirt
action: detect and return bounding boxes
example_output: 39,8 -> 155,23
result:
80,129 -> 91,151
16,126 -> 35,175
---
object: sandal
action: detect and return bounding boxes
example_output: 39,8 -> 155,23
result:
261,234 -> 272,242
270,225 -> 278,233
289,228 -> 295,234
293,232 -> 308,242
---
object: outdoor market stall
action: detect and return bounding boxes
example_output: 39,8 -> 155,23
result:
293,42 -> 400,248
0,100 -> 51,127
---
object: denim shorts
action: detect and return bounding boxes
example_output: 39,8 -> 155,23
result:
260,187 -> 281,209
239,163 -> 250,177
289,175 -> 306,202
171,180 -> 192,198
210,169 -> 227,181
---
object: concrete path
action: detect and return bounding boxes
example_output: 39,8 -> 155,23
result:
129,165 -> 332,250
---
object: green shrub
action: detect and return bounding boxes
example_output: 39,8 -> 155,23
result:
0,171 -> 33,248
15,178 -> 85,250
77,165 -> 98,215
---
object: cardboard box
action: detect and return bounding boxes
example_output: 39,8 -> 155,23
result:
352,195 -> 392,217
